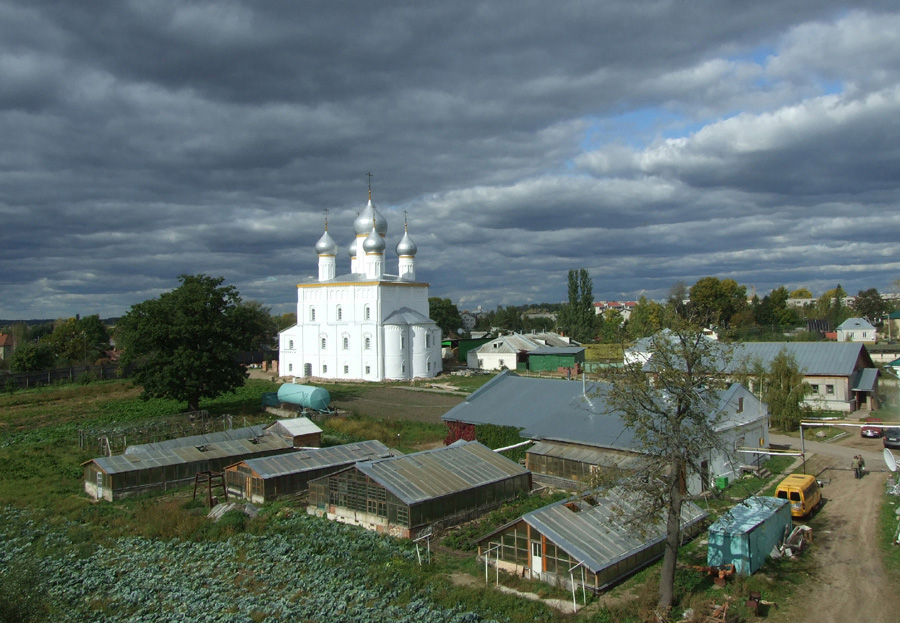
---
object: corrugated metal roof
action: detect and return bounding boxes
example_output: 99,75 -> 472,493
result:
837,317 -> 875,331
235,440 -> 392,479
521,488 -> 707,574
355,440 -> 529,505
728,342 -> 869,376
708,496 -> 789,535
90,435 -> 293,474
853,368 -> 879,392
124,425 -> 266,454
265,417 -> 323,438
527,441 -> 648,471
442,372 -> 764,452
530,347 -> 585,356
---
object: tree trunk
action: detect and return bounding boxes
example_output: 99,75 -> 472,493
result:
658,468 -> 684,609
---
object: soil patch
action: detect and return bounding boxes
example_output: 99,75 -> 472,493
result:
330,386 -> 464,423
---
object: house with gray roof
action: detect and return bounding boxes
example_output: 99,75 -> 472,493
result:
836,317 -> 877,343
307,440 -> 532,539
442,371 -> 769,494
477,486 -> 706,592
728,342 -> 878,412
467,332 -> 579,371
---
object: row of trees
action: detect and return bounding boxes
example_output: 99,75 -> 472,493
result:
3,315 -> 112,372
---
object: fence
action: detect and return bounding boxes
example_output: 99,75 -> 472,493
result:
0,363 -> 126,391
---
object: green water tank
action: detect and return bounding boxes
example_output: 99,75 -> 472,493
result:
276,383 -> 331,412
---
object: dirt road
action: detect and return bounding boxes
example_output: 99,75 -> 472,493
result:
772,452 -> 900,623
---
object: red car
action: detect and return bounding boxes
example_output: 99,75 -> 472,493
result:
861,417 -> 883,438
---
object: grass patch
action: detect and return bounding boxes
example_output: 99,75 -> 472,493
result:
583,343 -> 626,362
319,413 -> 447,452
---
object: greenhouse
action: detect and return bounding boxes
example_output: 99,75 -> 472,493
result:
477,487 -> 706,592
308,440 -> 532,539
525,441 -> 648,482
84,434 -> 294,501
263,417 -> 323,447
225,440 -> 393,504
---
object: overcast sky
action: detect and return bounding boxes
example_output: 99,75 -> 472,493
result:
2,1 -> 900,320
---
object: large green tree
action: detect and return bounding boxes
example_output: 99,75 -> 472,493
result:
688,276 -> 747,329
558,268 -> 596,342
428,297 -> 462,336
605,319 -> 731,610
118,274 -> 272,412
764,350 -> 810,431
626,296 -> 666,339
852,288 -> 887,324
48,315 -> 110,364
8,342 -> 55,372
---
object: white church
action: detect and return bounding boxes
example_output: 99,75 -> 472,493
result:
278,191 -> 443,382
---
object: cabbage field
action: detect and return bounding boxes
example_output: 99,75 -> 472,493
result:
0,505 -> 507,623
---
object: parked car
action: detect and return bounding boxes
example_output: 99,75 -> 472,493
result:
861,417 -> 883,438
884,428 -> 900,450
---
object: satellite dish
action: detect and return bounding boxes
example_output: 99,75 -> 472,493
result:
884,448 -> 898,473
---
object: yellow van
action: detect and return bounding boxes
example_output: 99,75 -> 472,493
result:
775,474 -> 822,518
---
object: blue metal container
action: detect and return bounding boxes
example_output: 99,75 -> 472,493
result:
707,496 -> 791,575
276,383 -> 331,412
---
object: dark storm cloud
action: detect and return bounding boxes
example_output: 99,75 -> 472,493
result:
1,1 -> 900,318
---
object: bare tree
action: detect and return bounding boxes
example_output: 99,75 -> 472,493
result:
604,319 -> 731,610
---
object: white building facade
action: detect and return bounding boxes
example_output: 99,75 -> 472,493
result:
279,194 -> 442,382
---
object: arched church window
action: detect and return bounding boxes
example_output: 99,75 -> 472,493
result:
310,307 -> 316,321
365,337 -> 371,350
364,306 -> 371,320
322,364 -> 327,374
321,337 -> 326,349
343,336 -> 349,350
337,306 -> 342,321
289,340 -> 294,349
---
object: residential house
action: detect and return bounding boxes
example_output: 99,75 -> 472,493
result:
307,440 -> 532,539
467,332 -> 578,371
442,371 -> 769,495
836,317 -> 876,343
728,342 -> 879,412
0,333 -> 12,360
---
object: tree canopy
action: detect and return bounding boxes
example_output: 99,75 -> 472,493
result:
688,276 -> 747,329
557,268 -> 596,342
604,319 -> 731,609
428,297 -> 462,336
118,274 -> 272,412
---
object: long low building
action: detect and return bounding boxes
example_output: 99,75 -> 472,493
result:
224,440 -> 393,504
308,440 -> 532,539
477,487 -> 706,592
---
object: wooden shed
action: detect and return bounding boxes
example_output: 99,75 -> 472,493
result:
264,417 -> 323,447
308,440 -> 532,539
224,440 -> 393,504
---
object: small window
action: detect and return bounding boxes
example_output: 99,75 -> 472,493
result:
343,337 -> 349,350
310,308 -> 316,321
499,359 -> 505,367
288,363 -> 293,372
365,337 -> 371,350
365,365 -> 371,375
364,306 -> 371,320
322,364 -> 328,374
826,384 -> 834,396
402,364 -> 406,374
426,334 -> 431,347
789,491 -> 801,501
343,365 -> 349,374
401,336 -> 405,349
427,361 -> 431,371
810,384 -> 819,394
288,340 -> 294,349
337,306 -> 342,321
321,337 -> 326,350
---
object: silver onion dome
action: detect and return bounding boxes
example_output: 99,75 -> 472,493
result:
315,230 -> 338,255
395,230 -> 417,256
363,226 -> 386,253
348,239 -> 357,258
353,200 -> 388,237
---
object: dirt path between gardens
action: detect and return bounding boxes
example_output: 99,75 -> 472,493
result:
771,454 -> 900,623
